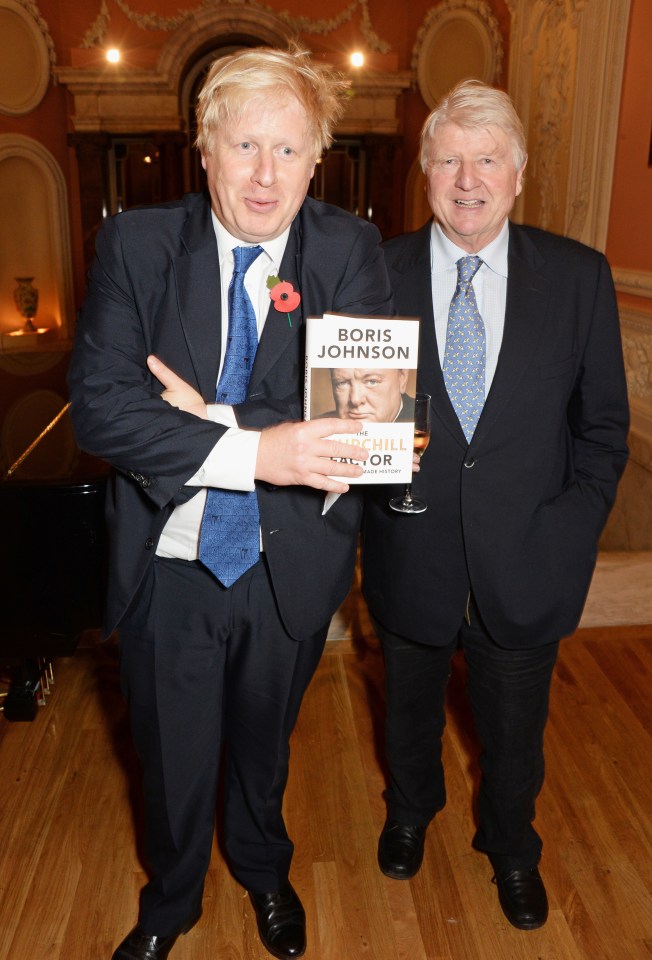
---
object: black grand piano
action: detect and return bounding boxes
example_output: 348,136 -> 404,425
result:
1,403 -> 108,720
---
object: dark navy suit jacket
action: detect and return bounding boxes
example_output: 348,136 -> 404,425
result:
68,192 -> 394,640
362,221 -> 629,648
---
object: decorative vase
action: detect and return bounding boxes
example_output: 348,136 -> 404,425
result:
14,276 -> 39,332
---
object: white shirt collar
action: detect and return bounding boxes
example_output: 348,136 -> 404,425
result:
210,209 -> 290,274
430,219 -> 509,279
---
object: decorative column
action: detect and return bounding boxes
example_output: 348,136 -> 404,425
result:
364,135 -> 403,240
152,131 -> 188,202
68,133 -> 111,275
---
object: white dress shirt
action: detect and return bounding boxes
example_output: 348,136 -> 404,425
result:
430,219 -> 509,394
156,213 -> 290,560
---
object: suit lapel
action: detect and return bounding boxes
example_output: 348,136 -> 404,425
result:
473,225 -> 550,444
173,200 -> 304,400
249,220 -> 304,392
173,196 -> 223,399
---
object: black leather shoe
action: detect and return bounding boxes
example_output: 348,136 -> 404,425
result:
378,819 -> 426,879
249,882 -> 306,960
494,867 -> 549,930
111,908 -> 201,960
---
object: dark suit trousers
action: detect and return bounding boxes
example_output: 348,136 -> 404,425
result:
374,598 -> 559,874
118,555 -> 327,936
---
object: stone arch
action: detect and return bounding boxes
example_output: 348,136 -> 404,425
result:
156,5 -> 296,189
157,5 -> 295,95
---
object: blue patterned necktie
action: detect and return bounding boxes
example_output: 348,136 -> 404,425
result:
199,244 -> 263,587
443,255 -> 486,443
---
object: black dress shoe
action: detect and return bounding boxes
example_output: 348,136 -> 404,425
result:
378,819 -> 426,879
494,867 -> 549,930
111,908 -> 201,960
249,882 -> 306,960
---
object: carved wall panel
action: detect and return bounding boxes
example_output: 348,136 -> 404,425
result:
411,0 -> 504,109
603,302 -> 652,551
622,308 -> 652,409
509,0 -> 632,252
613,269 -> 652,302
0,0 -> 55,116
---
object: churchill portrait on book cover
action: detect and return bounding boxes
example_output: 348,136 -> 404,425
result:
312,366 -> 416,423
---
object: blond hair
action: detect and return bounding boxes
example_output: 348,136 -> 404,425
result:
420,79 -> 527,172
195,44 -> 350,161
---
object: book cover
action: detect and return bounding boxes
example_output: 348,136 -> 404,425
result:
304,313 -> 420,483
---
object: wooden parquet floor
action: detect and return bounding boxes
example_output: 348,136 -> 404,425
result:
1,596 -> 652,960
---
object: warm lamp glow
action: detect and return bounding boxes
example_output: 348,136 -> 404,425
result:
7,327 -> 50,337
350,51 -> 364,68
106,48 -> 121,63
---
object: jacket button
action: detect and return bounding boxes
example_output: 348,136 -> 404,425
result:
464,458 -> 475,468
145,537 -> 154,549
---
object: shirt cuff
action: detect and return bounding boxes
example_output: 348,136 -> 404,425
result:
186,405 -> 260,491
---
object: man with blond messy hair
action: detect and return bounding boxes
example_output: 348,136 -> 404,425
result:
69,45 -> 393,960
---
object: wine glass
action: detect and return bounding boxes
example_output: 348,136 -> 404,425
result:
389,392 -> 431,514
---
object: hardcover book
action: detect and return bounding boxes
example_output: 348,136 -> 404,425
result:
304,313 -> 420,483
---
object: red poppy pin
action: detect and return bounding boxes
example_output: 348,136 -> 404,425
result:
267,276 -> 301,327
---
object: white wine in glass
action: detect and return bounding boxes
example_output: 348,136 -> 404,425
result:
389,393 -> 431,513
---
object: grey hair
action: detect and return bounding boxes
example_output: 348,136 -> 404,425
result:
420,79 -> 527,172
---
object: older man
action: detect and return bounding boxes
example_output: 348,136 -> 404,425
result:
69,45 -> 393,960
362,80 -> 628,930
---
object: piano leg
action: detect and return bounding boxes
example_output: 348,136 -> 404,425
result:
1,658 -> 52,722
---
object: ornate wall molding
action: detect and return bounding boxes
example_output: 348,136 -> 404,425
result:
565,0 -> 631,249
0,348 -> 63,374
621,307 -> 652,337
81,0 -> 110,48
156,5 -> 294,94
518,1 -> 572,231
623,335 -> 652,403
53,63 -> 182,133
0,0 -> 56,115
11,0 -> 55,73
614,268 -> 652,301
629,397 -> 652,453
619,305 -> 652,549
411,0 -> 503,108
509,0 -> 631,251
58,3 -> 409,135
81,0 -> 391,53
620,305 -> 652,440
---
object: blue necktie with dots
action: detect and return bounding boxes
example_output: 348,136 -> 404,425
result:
199,245 -> 263,587
443,256 -> 486,443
